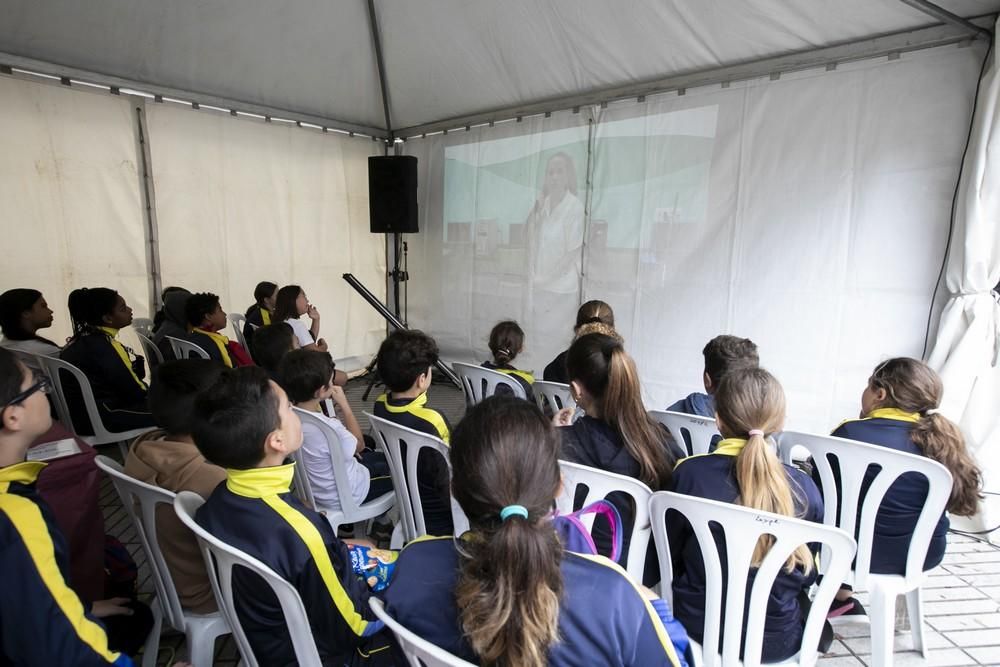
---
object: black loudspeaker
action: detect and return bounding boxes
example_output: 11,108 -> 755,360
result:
369,155 -> 418,234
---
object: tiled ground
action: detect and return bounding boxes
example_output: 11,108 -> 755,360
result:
100,377 -> 1000,666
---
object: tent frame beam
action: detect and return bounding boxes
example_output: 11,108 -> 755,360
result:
0,51 -> 390,139
367,0 -> 394,137
897,0 -> 993,39
395,16 -> 994,139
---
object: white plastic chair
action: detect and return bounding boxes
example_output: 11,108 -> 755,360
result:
369,598 -> 475,667
173,491 -> 324,667
532,380 -> 576,414
135,332 -> 164,366
94,457 -> 229,667
649,490 -> 856,667
34,355 -> 154,456
556,460 -> 654,583
166,335 -> 211,360
776,431 -> 953,666
289,407 -> 396,535
132,317 -> 154,339
648,410 -> 719,457
228,313 -> 249,350
365,412 -> 469,545
451,361 -> 527,405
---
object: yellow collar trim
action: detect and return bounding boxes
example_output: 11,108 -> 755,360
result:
497,368 -> 535,384
192,328 -> 233,367
0,461 -> 47,491
97,327 -> 147,390
376,392 -> 428,412
96,326 -> 119,338
713,437 -> 747,456
865,407 -> 921,423
226,463 -> 295,498
261,309 -> 272,326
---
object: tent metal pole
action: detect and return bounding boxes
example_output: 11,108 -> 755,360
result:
366,0 -> 394,137
0,51 -> 389,139
395,16 -> 994,138
132,99 -> 163,316
897,0 -> 992,39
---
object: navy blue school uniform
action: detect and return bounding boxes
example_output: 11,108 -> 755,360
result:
560,416 -> 683,585
481,360 -> 534,398
59,328 -> 155,434
668,438 -> 823,663
666,392 -> 715,419
0,461 -> 133,666
373,393 -> 454,536
243,304 -> 272,353
195,464 -> 390,666
383,535 -> 685,667
543,349 -> 570,384
828,408 -> 948,574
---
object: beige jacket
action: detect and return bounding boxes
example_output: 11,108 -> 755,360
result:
124,430 -> 226,613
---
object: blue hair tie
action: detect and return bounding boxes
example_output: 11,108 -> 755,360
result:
500,504 -> 528,521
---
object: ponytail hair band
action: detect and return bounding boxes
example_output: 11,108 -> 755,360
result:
748,429 -> 765,437
500,504 -> 528,521
924,408 -> 940,416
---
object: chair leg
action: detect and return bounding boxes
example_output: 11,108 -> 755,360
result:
187,624 -> 221,667
905,587 -> 927,657
868,586 -> 896,667
390,522 -> 405,550
141,604 -> 163,667
117,441 -> 129,459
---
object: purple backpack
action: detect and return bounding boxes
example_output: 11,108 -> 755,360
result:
553,500 -> 623,563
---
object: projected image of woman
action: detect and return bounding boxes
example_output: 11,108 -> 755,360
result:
527,152 -> 585,350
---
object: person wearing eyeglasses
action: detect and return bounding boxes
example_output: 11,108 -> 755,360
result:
0,348 -> 156,665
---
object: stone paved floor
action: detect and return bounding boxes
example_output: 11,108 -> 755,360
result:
100,377 -> 1000,666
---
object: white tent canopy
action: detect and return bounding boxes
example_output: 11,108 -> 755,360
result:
2,0 -> 998,134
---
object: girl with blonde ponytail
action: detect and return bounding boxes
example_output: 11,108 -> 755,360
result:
668,367 -> 823,663
831,357 -> 982,577
556,333 -> 683,584
383,396 -> 684,666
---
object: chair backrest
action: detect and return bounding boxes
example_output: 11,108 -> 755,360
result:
34,354 -> 150,444
286,446 -> 318,510
135,332 -> 164,366
132,317 -> 154,338
228,313 -> 249,350
369,598 -> 475,667
555,460 -> 653,582
649,491 -> 855,667
166,335 -> 211,360
292,407 -> 366,520
532,380 -> 576,414
451,362 -> 526,405
94,455 -> 189,631
365,412 -> 469,541
648,410 -> 719,457
776,430 -> 953,589
173,491 -> 323,667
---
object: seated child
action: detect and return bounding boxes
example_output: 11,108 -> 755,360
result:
185,293 -> 253,368
0,288 -> 61,358
152,288 -> 190,362
384,395 -> 687,666
250,322 -> 298,384
825,357 -> 982,616
191,367 -> 388,665
373,330 -> 453,536
666,334 -> 758,418
281,349 -> 393,512
543,299 -> 616,384
60,288 -> 155,433
0,347 -> 153,665
481,320 -> 534,398
243,281 -> 277,352
124,359 -> 226,613
668,367 -> 823,663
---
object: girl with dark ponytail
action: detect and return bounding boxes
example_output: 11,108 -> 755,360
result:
60,288 -> 155,433
668,367 -> 823,662
383,396 -> 684,666
556,333 -> 681,582
481,320 -> 534,397
831,357 -> 981,577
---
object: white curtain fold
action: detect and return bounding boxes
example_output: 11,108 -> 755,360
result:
927,23 -> 1000,537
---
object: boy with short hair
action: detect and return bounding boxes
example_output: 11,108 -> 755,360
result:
373,329 -> 453,535
250,322 -> 298,383
184,292 -> 253,368
280,349 -> 393,513
666,335 -> 759,418
192,367 -> 388,665
0,348 -> 146,665
124,359 -> 226,613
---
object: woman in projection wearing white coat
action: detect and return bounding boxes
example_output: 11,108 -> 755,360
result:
526,151 -> 586,349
